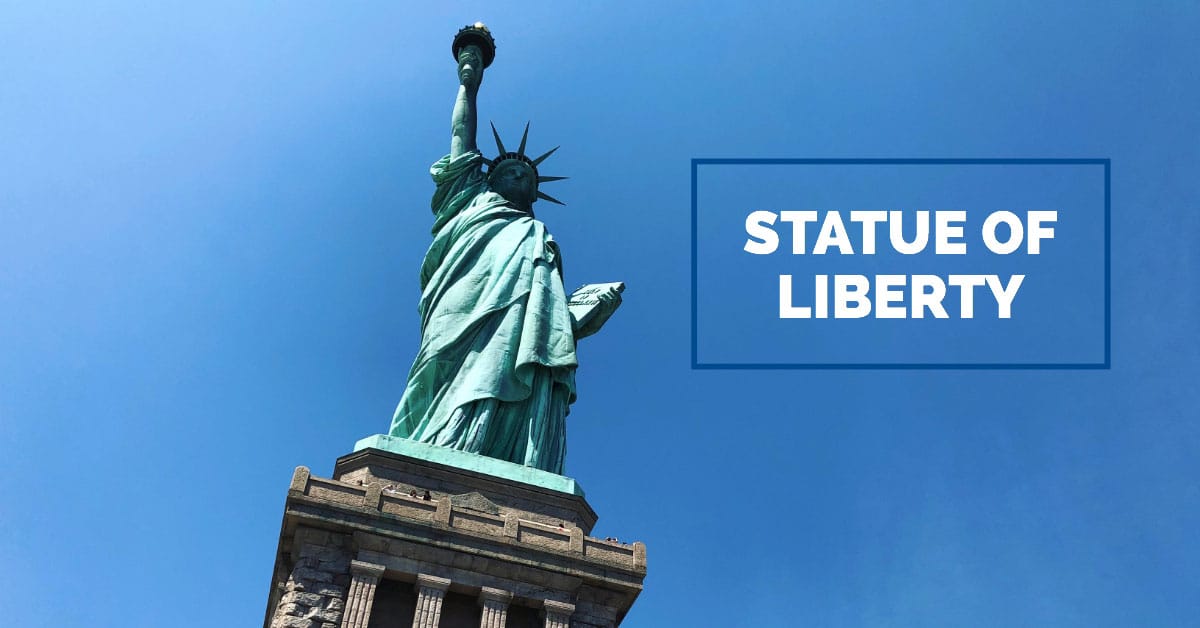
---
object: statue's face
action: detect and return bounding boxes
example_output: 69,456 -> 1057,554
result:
489,161 -> 536,209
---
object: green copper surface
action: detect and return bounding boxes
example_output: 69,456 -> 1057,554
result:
354,434 -> 585,496
383,27 -> 622,475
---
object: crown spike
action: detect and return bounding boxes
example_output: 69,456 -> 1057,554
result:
490,121 -> 507,155
536,190 -> 566,205
518,121 -> 530,157
531,146 -> 559,166
537,175 -> 568,183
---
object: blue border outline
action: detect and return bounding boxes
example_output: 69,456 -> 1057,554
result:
690,158 -> 1112,370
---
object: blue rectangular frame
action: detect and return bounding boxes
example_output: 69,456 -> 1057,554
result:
690,158 -> 1111,370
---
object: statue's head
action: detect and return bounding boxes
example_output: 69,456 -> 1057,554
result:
489,160 -> 537,210
484,122 -> 567,209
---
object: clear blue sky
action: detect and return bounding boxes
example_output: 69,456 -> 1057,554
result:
2,2 -> 1197,626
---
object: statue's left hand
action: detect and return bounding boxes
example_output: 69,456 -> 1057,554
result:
574,286 -> 623,340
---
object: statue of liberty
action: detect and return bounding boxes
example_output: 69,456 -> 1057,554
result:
388,24 -> 622,475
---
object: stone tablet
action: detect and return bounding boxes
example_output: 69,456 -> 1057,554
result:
568,282 -> 626,330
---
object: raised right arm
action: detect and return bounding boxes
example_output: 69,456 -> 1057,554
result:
450,45 -> 483,159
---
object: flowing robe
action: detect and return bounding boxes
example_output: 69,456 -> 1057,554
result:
389,151 -> 577,474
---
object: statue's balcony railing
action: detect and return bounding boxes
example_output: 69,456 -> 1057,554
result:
287,465 -> 646,573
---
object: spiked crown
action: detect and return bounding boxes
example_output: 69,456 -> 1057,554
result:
482,121 -> 568,205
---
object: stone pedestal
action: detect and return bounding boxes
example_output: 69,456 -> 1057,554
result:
264,446 -> 646,628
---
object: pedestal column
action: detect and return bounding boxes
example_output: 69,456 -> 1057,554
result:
478,587 -> 513,628
412,574 -> 452,628
340,560 -> 386,628
542,600 -> 575,628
